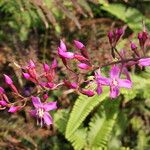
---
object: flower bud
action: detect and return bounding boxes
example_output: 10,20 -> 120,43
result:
60,40 -> 67,52
43,93 -> 49,100
22,72 -> 31,79
80,89 -> 95,97
108,31 -> 113,44
28,60 -> 35,68
74,54 -> 88,61
58,47 -> 74,59
0,100 -> 7,106
78,63 -> 91,70
130,42 -> 137,50
51,59 -> 57,69
73,40 -> 85,50
0,87 -> 5,94
8,106 -> 21,113
64,80 -> 78,89
4,74 -> 13,85
43,63 -> 50,72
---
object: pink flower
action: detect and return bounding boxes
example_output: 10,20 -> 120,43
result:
97,66 -> 132,98
138,58 -> 150,66
30,97 -> 57,126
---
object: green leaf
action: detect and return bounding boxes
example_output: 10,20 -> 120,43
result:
88,99 -> 120,149
101,3 -> 150,32
65,88 -> 109,139
54,109 -> 70,134
69,127 -> 87,150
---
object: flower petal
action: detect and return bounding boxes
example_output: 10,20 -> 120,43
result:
32,96 -> 41,108
110,66 -> 120,79
139,58 -> 150,66
60,40 -> 67,52
30,110 -> 37,117
96,84 -> 102,95
43,101 -> 57,111
118,79 -> 132,88
110,86 -> 120,98
43,112 -> 53,125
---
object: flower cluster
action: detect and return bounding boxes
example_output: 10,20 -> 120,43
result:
0,28 -> 150,127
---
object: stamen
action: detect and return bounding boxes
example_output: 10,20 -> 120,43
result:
112,79 -> 118,86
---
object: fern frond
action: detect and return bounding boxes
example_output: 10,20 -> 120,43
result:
65,87 -> 109,139
54,109 -> 70,134
69,127 -> 87,150
88,99 -> 120,149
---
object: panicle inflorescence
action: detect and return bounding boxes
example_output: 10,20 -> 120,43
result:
0,28 -> 150,127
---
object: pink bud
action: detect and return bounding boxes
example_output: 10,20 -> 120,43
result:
22,72 -> 31,79
74,54 -> 88,61
43,63 -> 50,72
58,47 -> 74,59
142,31 -> 148,42
117,28 -> 123,36
4,74 -> 13,85
8,106 -> 21,113
115,28 -> 123,42
10,84 -> 19,94
51,59 -> 57,69
28,60 -> 35,68
64,80 -> 78,89
0,100 -> 7,106
130,42 -> 140,57
78,63 -> 91,70
60,40 -> 67,52
74,40 -> 85,50
0,87 -> 5,94
43,93 -> 49,100
108,31 -> 113,44
138,32 -> 143,40
47,82 -> 55,89
81,89 -> 95,97
131,42 -> 137,50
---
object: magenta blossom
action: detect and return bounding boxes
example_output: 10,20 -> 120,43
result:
30,97 -> 57,126
97,66 -> 132,98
